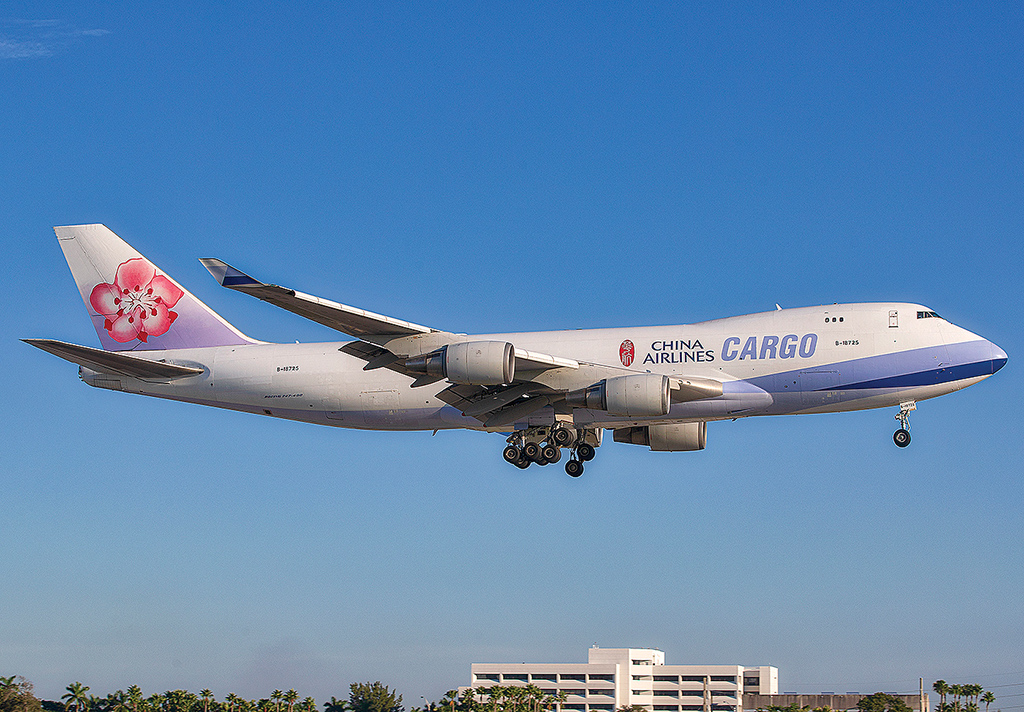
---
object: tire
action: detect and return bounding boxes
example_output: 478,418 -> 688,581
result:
502,445 -> 522,464
514,456 -> 531,469
523,442 -> 542,460
893,428 -> 911,448
578,443 -> 596,461
565,459 -> 584,477
551,428 -> 573,446
541,444 -> 559,462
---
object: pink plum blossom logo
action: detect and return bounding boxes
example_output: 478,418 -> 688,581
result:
89,258 -> 184,343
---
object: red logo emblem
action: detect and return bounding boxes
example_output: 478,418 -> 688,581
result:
619,339 -> 635,367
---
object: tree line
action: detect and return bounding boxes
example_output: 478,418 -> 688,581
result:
0,678 -> 404,712
932,682 -> 996,712
1,677 -> 1000,712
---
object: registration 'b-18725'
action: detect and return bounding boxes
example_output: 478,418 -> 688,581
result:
26,225 -> 1008,477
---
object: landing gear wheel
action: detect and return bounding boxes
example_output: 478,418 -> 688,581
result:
514,457 -> 531,469
541,444 -> 560,462
523,442 -> 542,461
502,445 -> 522,464
893,428 -> 911,448
577,443 -> 596,462
551,428 -> 573,446
565,459 -> 584,477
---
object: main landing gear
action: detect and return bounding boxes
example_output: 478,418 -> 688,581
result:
893,400 -> 916,448
502,426 -> 600,477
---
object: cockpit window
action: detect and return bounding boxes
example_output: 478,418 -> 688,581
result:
917,311 -> 942,319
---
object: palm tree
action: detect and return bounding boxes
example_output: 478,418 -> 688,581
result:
323,698 -> 348,712
966,686 -> 984,709
127,687 -> 143,712
441,691 -> 458,712
284,691 -> 298,712
64,682 -> 92,712
300,698 -> 317,712
950,686 -> 964,712
981,692 -> 994,712
201,691 -> 214,712
934,682 -> 949,712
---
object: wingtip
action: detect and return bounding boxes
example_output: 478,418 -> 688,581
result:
199,258 -> 262,288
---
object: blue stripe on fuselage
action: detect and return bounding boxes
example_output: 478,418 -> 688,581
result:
828,358 -> 1002,390
747,340 -> 1000,395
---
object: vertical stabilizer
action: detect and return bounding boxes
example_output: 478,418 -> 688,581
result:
55,224 -> 259,351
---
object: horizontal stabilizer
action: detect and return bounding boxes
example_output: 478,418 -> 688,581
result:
200,258 -> 437,338
23,339 -> 204,380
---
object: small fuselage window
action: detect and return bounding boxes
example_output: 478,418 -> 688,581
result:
917,311 -> 942,319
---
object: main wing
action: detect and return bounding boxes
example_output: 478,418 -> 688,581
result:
200,259 -> 722,425
199,258 -> 436,339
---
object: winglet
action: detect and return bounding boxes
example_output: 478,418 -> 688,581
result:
199,258 -> 265,289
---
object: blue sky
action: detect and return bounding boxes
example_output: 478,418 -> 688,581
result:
3,0 -> 1022,706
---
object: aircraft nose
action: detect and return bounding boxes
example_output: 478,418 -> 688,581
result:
990,341 -> 1008,373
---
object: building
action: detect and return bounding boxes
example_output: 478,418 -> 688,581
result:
468,647 -> 778,712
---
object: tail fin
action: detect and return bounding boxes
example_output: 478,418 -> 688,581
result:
55,224 -> 259,351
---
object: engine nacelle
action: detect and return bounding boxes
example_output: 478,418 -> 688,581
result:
405,341 -> 515,385
613,422 -> 707,451
566,373 -> 670,417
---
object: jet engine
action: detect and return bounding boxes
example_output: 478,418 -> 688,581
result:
405,341 -> 515,386
566,373 -> 670,417
613,422 -> 707,451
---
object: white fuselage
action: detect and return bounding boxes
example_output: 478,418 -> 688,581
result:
79,302 -> 1007,433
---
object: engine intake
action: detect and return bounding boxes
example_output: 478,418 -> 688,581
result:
613,422 -> 707,451
405,341 -> 515,386
566,373 -> 670,417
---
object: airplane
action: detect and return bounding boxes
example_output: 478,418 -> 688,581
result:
25,224 -> 1008,477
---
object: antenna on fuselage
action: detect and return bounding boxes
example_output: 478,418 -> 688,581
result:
775,304 -> 782,310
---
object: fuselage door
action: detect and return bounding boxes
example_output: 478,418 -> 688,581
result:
889,310 -> 899,328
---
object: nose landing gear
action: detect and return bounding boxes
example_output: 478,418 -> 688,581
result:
893,401 -> 915,448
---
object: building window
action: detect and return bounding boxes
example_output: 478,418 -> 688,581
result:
562,690 -> 586,697
743,679 -> 759,688
477,674 -> 499,682
710,677 -> 736,684
679,677 -> 705,683
562,675 -> 586,683
632,660 -> 653,666
589,706 -> 614,712
504,674 -> 527,682
653,692 -> 678,697
588,691 -> 612,698
654,707 -> 679,711
590,675 -> 614,682
533,675 -> 556,682
654,676 -> 679,683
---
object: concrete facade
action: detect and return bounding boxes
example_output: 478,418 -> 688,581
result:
469,647 -> 779,712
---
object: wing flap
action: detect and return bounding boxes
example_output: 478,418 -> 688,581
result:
200,258 -> 437,338
24,339 -> 205,379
